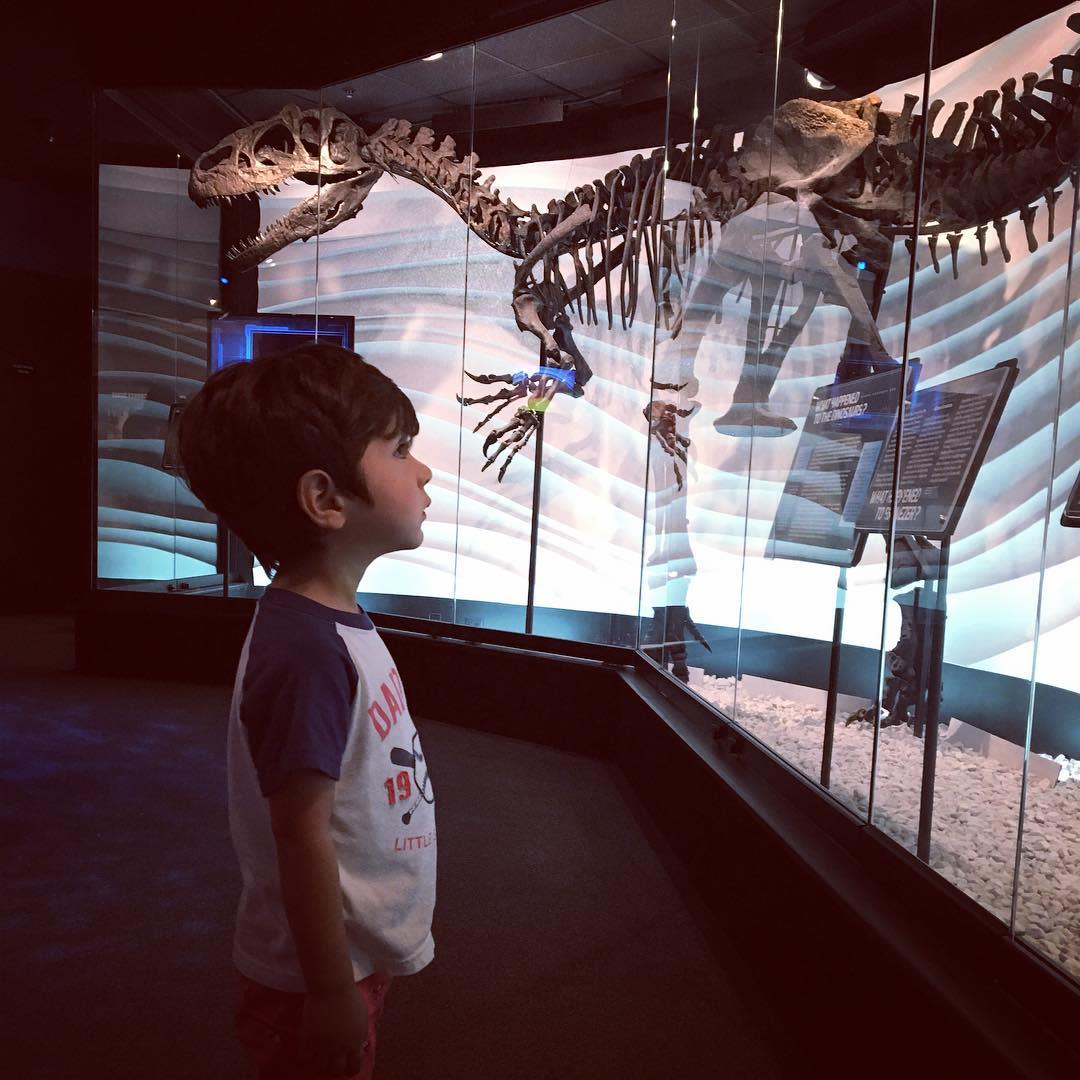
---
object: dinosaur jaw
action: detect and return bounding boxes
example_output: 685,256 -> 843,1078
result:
224,171 -> 383,271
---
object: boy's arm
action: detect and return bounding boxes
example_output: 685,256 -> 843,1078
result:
269,768 -> 369,1076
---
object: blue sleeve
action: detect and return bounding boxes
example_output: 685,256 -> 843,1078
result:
239,612 -> 359,797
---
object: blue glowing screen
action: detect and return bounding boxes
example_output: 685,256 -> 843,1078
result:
208,313 -> 355,372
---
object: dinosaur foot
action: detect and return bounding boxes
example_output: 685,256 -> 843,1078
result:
713,404 -> 796,437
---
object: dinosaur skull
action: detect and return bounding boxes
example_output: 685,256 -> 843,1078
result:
735,97 -> 878,191
188,104 -> 383,270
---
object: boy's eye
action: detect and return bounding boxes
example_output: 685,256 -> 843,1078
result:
395,440 -> 412,457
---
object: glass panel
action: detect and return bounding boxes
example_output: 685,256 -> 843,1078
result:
437,45 -> 536,633
639,0 -> 760,699
640,0 -> 784,712
866,5 -> 1077,960
644,0 -> 902,811
1012,6 -> 1080,983
95,93 -> 223,594
453,0 -> 677,644
303,55 -> 477,623
185,88 -> 324,600
724,1 -> 923,816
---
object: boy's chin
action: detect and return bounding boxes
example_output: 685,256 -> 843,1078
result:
385,528 -> 424,554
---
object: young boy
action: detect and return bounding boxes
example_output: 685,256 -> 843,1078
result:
178,343 -> 436,1079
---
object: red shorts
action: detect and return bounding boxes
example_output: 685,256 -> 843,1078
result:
234,971 -> 393,1080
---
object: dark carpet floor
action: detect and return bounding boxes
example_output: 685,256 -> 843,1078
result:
1,616 -> 786,1079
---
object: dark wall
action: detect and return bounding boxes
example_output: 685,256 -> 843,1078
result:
0,173 -> 92,613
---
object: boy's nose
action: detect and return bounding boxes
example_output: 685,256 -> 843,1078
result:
418,459 -> 433,485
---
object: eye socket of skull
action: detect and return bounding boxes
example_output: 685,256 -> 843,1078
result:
299,118 -> 322,158
200,144 -> 233,171
328,120 -> 353,165
254,124 -> 296,162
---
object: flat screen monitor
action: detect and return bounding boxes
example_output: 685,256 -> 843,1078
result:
208,313 -> 355,372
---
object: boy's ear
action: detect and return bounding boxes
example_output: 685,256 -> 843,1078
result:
295,469 -> 349,530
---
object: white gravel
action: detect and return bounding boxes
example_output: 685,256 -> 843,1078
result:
689,672 -> 1080,980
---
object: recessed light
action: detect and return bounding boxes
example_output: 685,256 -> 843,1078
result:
422,52 -> 443,62
805,69 -> 835,91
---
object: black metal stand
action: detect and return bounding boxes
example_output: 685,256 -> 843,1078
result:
820,567 -> 847,788
910,587 -> 930,739
524,408 -> 545,634
916,537 -> 950,862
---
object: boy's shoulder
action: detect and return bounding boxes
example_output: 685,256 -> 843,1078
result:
242,590 -> 370,689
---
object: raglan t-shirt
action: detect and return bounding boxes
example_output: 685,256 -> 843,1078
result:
227,587 -> 436,992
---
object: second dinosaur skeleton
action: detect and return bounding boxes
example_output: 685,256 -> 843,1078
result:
189,15 -> 1080,482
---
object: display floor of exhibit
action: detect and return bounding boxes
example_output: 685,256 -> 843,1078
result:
689,672 -> 1080,980
2,617 -> 785,1080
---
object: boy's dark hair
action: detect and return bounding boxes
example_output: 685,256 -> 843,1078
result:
177,343 -> 418,574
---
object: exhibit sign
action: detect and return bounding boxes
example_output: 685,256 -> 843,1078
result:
852,359 -> 1018,539
767,368 -> 911,565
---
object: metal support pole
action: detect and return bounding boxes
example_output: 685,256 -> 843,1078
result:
820,567 -> 847,788
916,537 -> 950,862
524,409 -> 545,634
222,528 -> 231,600
912,587 -> 927,740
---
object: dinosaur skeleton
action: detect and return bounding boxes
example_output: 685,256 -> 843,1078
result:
187,15 -> 1080,688
189,16 -> 1080,483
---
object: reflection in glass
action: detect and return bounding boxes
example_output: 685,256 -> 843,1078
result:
861,7 -> 1080,985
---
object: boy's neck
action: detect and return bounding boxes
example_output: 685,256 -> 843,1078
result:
269,561 -> 369,615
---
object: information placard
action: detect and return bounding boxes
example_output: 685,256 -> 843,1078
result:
852,359 -> 1018,538
767,368 -> 910,565
1062,469 -> 1080,528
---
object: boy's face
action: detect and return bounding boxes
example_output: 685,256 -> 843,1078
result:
346,429 -> 432,556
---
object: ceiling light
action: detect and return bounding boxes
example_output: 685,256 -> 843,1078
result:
805,69 -> 835,91
422,52 -> 443,62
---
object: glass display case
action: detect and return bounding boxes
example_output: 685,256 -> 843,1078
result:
93,0 -> 1080,985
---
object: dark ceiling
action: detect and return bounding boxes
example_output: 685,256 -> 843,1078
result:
7,0 -> 1076,177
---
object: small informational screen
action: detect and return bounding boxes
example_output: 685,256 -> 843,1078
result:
767,367 -> 912,566
1062,470 -> 1080,528
852,359 -> 1018,539
208,313 -> 355,372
